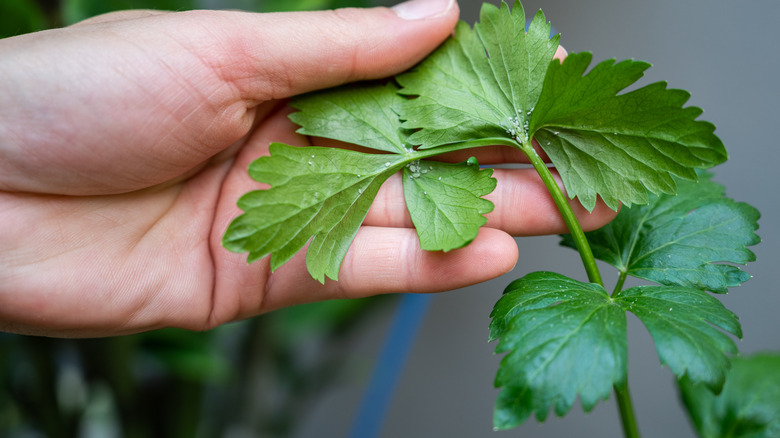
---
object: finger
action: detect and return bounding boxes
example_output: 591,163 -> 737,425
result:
209,0 -> 459,101
73,1 -> 459,101
364,167 -> 618,234
0,1 -> 458,195
256,226 -> 518,313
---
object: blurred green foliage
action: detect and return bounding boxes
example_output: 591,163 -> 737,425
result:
0,0 -> 46,38
0,0 -> 379,37
0,298 -> 387,437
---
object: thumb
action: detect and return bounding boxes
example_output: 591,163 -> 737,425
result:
210,0 -> 459,100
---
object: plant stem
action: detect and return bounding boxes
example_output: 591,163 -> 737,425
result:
518,141 -> 603,287
520,140 -> 642,437
614,381 -> 641,438
613,271 -> 628,297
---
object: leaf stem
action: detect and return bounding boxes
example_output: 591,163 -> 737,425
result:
411,137 -> 520,159
411,137 -> 604,287
613,271 -> 628,297
614,381 -> 641,438
518,140 -> 604,287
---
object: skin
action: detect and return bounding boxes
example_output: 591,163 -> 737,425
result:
0,0 -> 616,337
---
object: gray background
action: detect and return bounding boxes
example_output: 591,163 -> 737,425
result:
298,0 -> 780,437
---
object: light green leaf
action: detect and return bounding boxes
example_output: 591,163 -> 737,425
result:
223,143 -> 404,282
563,172 -> 761,293
679,352 -> 780,438
615,286 -> 741,391
489,272 -> 627,429
290,83 -> 411,154
224,83 -> 499,280
403,159 -> 495,251
532,53 -> 727,210
396,1 -> 559,147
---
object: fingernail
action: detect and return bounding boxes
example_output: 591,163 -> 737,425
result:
392,0 -> 454,20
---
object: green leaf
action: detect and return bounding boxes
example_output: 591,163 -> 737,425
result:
397,0 -> 726,212
223,143 -> 403,282
532,53 -> 727,210
489,271 -> 743,429
225,84 -> 415,282
679,353 -> 780,438
403,159 -> 495,251
396,1 -> 559,147
489,272 -> 627,429
224,83 -> 498,280
291,83 -> 411,154
563,171 -> 761,293
615,286 -> 741,391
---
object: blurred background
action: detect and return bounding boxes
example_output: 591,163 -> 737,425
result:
1,0 -> 778,437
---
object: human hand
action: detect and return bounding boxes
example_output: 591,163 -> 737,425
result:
0,0 -> 616,337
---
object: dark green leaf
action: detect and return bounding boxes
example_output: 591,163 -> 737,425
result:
563,172 -> 760,293
489,272 -> 626,429
679,353 -> 780,438
615,286 -> 741,390
403,159 -> 495,251
532,53 -> 727,210
490,270 -> 744,429
396,1 -> 559,148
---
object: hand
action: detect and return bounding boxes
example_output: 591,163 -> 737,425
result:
0,0 -> 616,337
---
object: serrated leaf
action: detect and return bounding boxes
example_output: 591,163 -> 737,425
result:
396,1 -> 726,212
532,53 -> 727,210
615,286 -> 741,391
489,272 -> 626,429
679,353 -> 780,438
402,159 -> 495,251
490,270 -> 745,429
224,83 -> 500,280
223,143 -> 404,282
290,82 -> 410,154
563,171 -> 760,293
396,1 -> 559,147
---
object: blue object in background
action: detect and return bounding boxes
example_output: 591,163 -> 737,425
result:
349,293 -> 432,438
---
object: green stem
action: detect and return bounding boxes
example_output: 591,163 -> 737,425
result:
613,271 -> 628,297
411,137 -> 520,160
614,381 -> 641,438
418,137 -> 640,437
521,140 -> 643,438
518,140 -> 603,287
